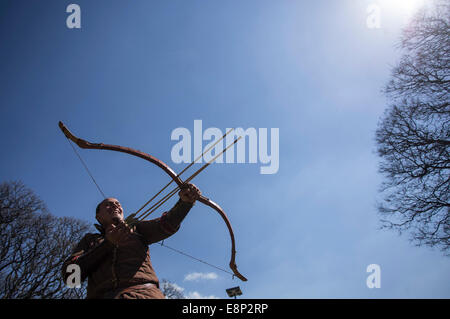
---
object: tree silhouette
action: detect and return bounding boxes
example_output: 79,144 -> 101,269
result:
160,279 -> 186,299
376,0 -> 449,253
0,181 -> 90,298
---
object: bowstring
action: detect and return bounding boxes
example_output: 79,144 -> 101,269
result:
158,240 -> 236,278
64,137 -> 107,199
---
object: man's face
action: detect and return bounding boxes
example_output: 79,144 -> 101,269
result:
96,198 -> 124,226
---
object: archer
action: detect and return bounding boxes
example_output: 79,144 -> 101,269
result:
62,184 -> 201,299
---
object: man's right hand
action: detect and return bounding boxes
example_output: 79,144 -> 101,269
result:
105,222 -> 133,246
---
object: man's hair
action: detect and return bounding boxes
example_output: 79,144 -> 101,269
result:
94,201 -> 106,233
95,201 -> 103,216
96,200 -> 105,216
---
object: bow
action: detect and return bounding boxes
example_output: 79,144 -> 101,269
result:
58,121 -> 247,281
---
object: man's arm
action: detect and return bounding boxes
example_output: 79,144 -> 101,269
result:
61,234 -> 115,283
135,199 -> 193,244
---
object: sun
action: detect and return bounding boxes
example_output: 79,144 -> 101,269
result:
379,0 -> 426,16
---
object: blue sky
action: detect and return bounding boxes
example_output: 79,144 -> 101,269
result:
1,0 -> 449,298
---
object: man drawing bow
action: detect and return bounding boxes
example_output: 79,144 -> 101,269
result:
62,184 -> 201,299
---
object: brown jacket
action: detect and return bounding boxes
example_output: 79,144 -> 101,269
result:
62,199 -> 193,299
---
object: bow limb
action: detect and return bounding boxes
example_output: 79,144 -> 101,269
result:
197,195 -> 247,281
58,121 -> 184,188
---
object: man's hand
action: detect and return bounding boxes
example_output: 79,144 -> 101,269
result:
179,183 -> 201,204
105,221 -> 133,246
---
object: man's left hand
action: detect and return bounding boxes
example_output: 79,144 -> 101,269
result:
179,183 -> 201,204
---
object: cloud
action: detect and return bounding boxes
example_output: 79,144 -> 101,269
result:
184,272 -> 218,281
186,291 -> 219,299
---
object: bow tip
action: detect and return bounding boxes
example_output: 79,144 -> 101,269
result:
58,121 -> 70,137
230,262 -> 247,282
236,273 -> 248,282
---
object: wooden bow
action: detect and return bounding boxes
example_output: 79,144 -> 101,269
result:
58,121 -> 247,281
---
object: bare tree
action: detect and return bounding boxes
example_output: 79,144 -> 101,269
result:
160,279 -> 185,299
0,181 -> 91,298
376,0 -> 449,253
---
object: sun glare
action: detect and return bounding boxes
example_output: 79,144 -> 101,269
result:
379,0 -> 426,16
